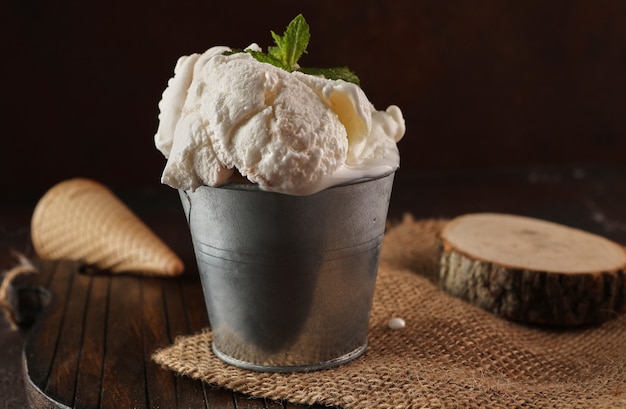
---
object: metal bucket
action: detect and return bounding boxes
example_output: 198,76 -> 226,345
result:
179,171 -> 395,372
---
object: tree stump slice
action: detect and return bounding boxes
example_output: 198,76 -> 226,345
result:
439,213 -> 626,326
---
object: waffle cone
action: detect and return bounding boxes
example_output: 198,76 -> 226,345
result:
31,178 -> 184,276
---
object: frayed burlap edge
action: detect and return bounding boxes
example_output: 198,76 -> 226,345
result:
153,215 -> 626,409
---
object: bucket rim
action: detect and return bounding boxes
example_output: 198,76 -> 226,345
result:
183,169 -> 397,195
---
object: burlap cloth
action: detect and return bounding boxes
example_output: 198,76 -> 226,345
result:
153,216 -> 626,409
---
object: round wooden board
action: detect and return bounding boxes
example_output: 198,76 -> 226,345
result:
439,213 -> 626,326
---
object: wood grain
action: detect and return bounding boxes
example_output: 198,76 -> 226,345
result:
21,260 -> 317,408
440,213 -> 626,326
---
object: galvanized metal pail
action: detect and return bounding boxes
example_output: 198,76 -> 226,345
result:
179,171 -> 395,372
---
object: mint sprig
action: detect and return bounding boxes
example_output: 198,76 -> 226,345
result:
268,14 -> 310,71
233,14 -> 360,85
299,66 -> 361,86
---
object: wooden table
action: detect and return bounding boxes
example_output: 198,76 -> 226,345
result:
2,164 -> 626,408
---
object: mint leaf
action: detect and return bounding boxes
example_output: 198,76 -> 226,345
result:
230,14 -> 361,85
268,14 -> 310,71
247,50 -> 290,71
299,66 -> 361,86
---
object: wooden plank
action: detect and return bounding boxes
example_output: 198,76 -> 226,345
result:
175,376 -> 210,409
162,277 -> 208,408
73,275 -> 110,409
100,275 -> 147,409
265,399 -> 287,408
23,261 -> 75,399
234,393 -> 271,408
179,269 -> 222,408
177,271 -> 325,408
32,259 -> 56,289
178,271 -> 276,408
143,276 -> 177,408
206,386 -> 237,408
163,278 -> 193,339
20,263 -> 330,409
179,271 -> 210,332
178,271 -> 327,409
43,271 -> 91,406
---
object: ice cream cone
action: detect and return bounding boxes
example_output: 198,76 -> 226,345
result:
31,178 -> 184,276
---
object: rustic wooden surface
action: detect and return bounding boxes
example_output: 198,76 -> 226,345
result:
2,164 -> 626,408
21,260 -> 304,409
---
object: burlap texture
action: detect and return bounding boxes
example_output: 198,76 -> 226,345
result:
153,216 -> 626,409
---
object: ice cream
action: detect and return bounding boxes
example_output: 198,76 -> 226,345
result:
155,15 -> 403,371
155,43 -> 405,196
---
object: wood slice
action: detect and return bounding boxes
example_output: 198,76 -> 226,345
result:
439,213 -> 626,326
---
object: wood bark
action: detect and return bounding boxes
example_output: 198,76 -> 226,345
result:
439,213 -> 626,326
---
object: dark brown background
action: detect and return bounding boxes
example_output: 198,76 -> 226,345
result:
2,2 -> 626,407
3,0 -> 626,195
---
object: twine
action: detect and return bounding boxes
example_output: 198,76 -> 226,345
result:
0,252 -> 39,329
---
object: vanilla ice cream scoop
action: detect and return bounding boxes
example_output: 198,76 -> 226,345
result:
155,46 -> 405,195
